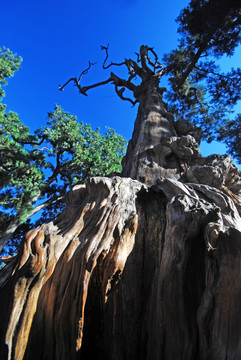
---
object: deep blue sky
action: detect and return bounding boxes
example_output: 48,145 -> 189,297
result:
1,0 -> 240,160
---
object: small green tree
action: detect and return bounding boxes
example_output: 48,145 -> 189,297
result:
0,105 -> 127,254
0,48 -> 127,255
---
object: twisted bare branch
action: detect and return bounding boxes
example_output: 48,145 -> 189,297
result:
114,85 -> 138,106
78,61 -> 96,83
59,78 -> 76,91
101,44 -> 144,79
146,47 -> 163,70
138,45 -> 164,73
59,45 -> 166,104
59,61 -> 97,93
101,44 -> 126,69
59,76 -> 113,95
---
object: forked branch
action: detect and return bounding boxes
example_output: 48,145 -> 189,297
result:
101,44 -> 126,69
136,45 -> 164,72
59,61 -> 96,92
114,85 -> 138,106
100,44 -> 143,79
59,45 -> 166,104
59,77 -> 113,96
78,61 -> 96,83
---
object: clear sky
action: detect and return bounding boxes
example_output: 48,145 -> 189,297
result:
1,0 -> 239,161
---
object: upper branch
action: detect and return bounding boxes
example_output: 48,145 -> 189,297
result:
59,76 -> 113,96
146,47 -> 163,71
136,45 -> 164,74
194,65 -> 237,79
59,45 -> 139,99
59,45 -> 166,103
100,44 -> 144,79
114,85 -> 138,106
101,44 -> 126,69
78,61 -> 96,83
174,5 -> 238,90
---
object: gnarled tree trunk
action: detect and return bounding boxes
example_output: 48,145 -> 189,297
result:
1,91 -> 241,360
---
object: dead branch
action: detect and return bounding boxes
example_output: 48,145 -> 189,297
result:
135,51 -> 140,63
114,85 -> 138,106
110,72 -> 136,92
78,61 -> 96,83
100,45 -> 144,80
35,147 -> 52,153
101,44 -> 126,69
139,45 -> 151,73
59,61 -> 97,92
138,45 -> 164,73
79,77 -> 113,95
59,45 -> 166,104
59,78 -> 77,91
59,76 -> 113,95
146,47 -> 163,70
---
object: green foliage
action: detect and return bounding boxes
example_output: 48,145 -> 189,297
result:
40,105 -> 127,186
0,111 -> 44,218
0,48 -> 127,259
0,104 -> 127,257
163,0 -> 241,143
0,47 -> 22,99
217,114 -> 241,164
177,0 -> 241,57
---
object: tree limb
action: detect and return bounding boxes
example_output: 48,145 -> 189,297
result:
28,195 -> 64,218
100,44 -> 126,69
78,61 -> 96,83
59,45 -> 166,104
175,6 -> 237,90
114,85 -> 138,106
145,47 -> 163,70
33,146 -> 52,153
194,65 -> 237,79
59,76 -> 113,95
8,134 -> 45,147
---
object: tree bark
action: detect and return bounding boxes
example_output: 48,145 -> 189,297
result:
1,91 -> 241,359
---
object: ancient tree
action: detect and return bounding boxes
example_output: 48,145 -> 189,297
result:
1,45 -> 241,360
59,44 -> 200,184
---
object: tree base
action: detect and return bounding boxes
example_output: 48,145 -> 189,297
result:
1,173 -> 241,359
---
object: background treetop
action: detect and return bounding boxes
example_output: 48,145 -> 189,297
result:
0,48 -> 127,256
163,0 -> 241,142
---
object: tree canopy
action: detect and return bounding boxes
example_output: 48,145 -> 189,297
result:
163,0 -> 241,143
0,48 -> 127,257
